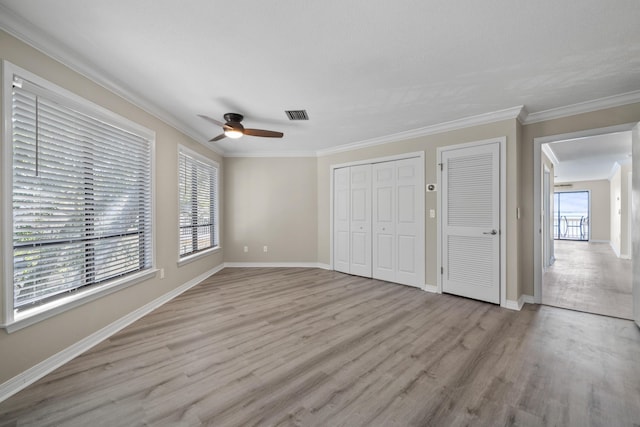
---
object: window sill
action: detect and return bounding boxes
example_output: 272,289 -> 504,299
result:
2,269 -> 158,333
177,246 -> 221,267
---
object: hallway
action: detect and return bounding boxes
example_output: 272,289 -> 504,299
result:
543,240 -> 632,319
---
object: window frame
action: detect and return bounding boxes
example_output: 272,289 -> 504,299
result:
1,60 -> 157,332
177,145 -> 220,266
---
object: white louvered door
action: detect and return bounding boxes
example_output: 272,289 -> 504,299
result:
442,142 -> 500,304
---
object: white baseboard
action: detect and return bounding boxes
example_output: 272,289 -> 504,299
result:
0,263 -> 225,403
423,284 -> 439,293
503,294 -> 535,311
224,262 -> 331,269
609,241 -> 622,258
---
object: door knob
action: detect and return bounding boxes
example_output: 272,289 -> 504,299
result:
483,230 -> 497,235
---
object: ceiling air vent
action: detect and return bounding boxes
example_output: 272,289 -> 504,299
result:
285,110 -> 309,120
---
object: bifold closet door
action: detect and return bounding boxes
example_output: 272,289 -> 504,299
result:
333,167 -> 350,274
373,157 -> 423,287
349,164 -> 372,277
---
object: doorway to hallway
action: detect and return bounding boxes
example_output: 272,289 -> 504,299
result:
543,240 -> 632,319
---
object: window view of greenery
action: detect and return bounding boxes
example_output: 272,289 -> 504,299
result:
179,151 -> 218,257
12,84 -> 152,311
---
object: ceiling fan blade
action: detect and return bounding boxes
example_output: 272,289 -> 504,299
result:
199,114 -> 233,131
209,133 -> 226,142
244,128 -> 284,138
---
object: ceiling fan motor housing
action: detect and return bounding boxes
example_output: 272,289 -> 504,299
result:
224,113 -> 244,123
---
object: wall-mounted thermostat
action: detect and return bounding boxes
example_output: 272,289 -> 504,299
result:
426,183 -> 437,192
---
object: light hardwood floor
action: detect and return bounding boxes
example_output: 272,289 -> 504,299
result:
1,267 -> 640,426
543,240 -> 633,319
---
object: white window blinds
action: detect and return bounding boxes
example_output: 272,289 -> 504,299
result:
11,78 -> 153,311
179,148 -> 218,257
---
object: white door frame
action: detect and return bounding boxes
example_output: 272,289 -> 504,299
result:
436,137 -> 507,307
329,151 -> 425,287
543,164 -> 551,269
532,123 -> 637,304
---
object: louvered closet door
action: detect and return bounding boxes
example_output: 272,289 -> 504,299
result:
442,142 -> 500,304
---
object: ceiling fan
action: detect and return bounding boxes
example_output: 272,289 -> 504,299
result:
198,113 -> 284,142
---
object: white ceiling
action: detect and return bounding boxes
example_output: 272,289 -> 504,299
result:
1,0 -> 640,156
546,131 -> 632,183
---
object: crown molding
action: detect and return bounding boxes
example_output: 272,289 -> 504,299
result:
223,150 -> 317,158
316,106 -> 525,157
523,90 -> 640,125
0,6 -> 224,157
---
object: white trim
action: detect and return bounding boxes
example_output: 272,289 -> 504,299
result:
626,171 -> 633,259
608,161 -> 622,181
3,270 -> 158,333
223,151 -> 317,158
331,151 -> 425,170
224,262 -> 331,269
328,151 -> 426,288
2,61 -> 14,326
503,299 -> 522,311
0,263 -> 225,403
423,284 -> 439,293
610,241 -> 622,258
523,90 -> 640,124
540,144 -> 559,166
0,7 -> 223,156
1,60 -> 157,330
177,145 -> 220,262
317,107 -> 523,157
436,137 -> 507,308
533,123 -> 639,305
503,294 -> 535,311
177,246 -> 222,267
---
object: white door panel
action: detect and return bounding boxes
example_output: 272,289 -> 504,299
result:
373,157 -> 423,287
442,143 -> 500,304
334,156 -> 423,288
333,167 -> 350,273
350,164 -> 372,277
373,162 -> 396,282
395,158 -> 422,286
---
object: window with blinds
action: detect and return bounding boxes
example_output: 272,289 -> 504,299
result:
7,68 -> 153,316
179,147 -> 219,257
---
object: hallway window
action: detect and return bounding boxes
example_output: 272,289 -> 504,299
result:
554,191 -> 589,241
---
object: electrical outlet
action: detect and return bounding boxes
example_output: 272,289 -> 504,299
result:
263,245 -> 268,252
244,246 -> 248,253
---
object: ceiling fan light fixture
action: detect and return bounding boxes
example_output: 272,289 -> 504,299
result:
224,129 -> 243,139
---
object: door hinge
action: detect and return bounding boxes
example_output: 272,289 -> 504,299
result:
441,266 -> 444,274
438,163 -> 443,171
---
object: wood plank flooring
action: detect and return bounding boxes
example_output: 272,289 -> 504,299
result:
543,240 -> 633,319
1,267 -> 640,426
